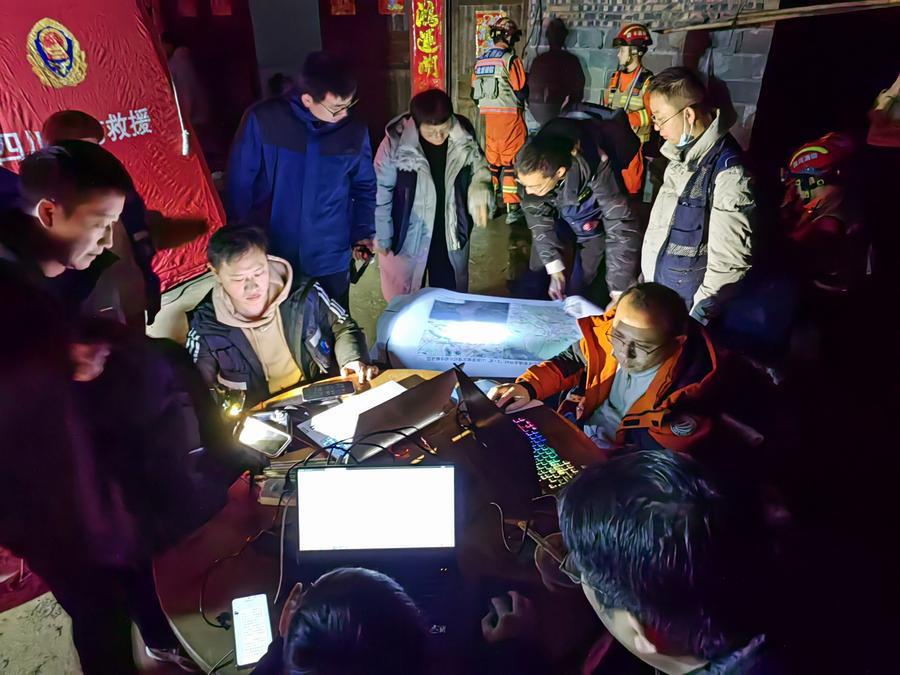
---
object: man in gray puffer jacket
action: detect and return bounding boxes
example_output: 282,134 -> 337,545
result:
374,89 -> 494,301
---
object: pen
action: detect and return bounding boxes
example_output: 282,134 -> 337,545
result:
451,428 -> 472,443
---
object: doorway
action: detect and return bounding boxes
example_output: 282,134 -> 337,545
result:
449,0 -> 529,137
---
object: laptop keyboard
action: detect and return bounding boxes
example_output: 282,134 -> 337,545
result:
512,417 -> 580,493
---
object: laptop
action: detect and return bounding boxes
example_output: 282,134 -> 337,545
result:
297,368 -> 459,463
294,464 -> 456,556
291,464 -> 460,634
453,366 -> 542,519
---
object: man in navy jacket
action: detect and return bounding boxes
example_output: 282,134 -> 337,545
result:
227,52 -> 376,311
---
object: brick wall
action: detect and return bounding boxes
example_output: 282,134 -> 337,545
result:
525,1 -> 779,146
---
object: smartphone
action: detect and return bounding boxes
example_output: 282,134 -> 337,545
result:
237,415 -> 293,457
301,379 -> 356,402
232,593 -> 273,668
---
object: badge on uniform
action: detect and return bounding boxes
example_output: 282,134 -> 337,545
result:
669,415 -> 698,437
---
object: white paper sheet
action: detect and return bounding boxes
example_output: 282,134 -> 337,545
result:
297,380 -> 407,447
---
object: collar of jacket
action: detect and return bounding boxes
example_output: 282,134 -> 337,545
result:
555,151 -> 592,206
211,255 -> 293,329
661,108 -> 735,167
696,634 -> 768,675
389,114 -> 477,172
290,96 -> 354,136
575,308 -> 718,422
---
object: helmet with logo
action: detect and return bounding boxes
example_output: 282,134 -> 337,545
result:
490,17 -> 523,46
783,132 -> 855,179
613,23 -> 653,51
781,132 -> 855,203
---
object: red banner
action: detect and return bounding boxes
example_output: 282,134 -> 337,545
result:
410,0 -> 445,96
379,0 -> 405,15
0,1 -> 224,291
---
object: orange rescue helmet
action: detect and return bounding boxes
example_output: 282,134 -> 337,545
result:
613,23 -> 653,50
490,17 -> 523,46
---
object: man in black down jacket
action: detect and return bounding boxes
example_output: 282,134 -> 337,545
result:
515,120 -> 642,305
187,225 -> 375,408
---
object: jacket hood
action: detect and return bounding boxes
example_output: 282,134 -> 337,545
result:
212,256 -> 293,329
386,114 -> 480,172
662,108 -> 736,165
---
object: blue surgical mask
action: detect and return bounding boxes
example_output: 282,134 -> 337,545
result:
677,111 -> 695,148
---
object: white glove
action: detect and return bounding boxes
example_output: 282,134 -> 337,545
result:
563,295 -> 605,319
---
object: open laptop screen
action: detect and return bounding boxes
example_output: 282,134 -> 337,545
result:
295,466 -> 455,552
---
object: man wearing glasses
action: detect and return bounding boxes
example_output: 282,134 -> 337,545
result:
489,283 -> 721,452
642,67 -> 755,326
550,450 -> 786,674
227,52 -> 376,311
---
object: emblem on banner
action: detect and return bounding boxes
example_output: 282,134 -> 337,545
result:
27,18 -> 87,88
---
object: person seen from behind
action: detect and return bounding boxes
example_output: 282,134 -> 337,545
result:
251,567 -> 429,674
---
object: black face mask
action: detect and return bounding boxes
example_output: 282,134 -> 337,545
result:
608,322 -> 676,373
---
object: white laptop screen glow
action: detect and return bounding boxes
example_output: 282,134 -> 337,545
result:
296,466 -> 455,552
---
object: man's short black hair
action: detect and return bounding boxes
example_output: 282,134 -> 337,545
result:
410,89 -> 453,127
19,140 -> 132,215
648,66 -> 708,111
619,282 -> 689,337
206,224 -> 268,269
515,132 -> 575,177
42,110 -> 105,144
298,52 -> 357,103
559,449 -> 767,660
284,567 -> 428,675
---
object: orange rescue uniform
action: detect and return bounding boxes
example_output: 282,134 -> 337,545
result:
472,48 -> 527,205
604,68 -> 653,196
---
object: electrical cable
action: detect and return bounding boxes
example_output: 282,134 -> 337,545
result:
206,648 -> 234,674
488,501 -> 532,556
199,487 -> 291,629
274,493 -> 291,604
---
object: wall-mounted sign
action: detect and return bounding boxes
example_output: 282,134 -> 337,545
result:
475,10 -> 505,57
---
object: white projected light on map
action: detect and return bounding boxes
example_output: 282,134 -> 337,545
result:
374,289 -> 582,378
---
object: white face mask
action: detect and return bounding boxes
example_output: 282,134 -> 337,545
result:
677,110 -> 695,148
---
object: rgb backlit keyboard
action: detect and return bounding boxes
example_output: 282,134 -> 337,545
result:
512,417 -> 580,493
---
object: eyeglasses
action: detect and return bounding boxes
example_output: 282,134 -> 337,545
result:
606,326 -> 668,358
558,553 -> 605,599
320,98 -> 359,117
651,106 -> 686,130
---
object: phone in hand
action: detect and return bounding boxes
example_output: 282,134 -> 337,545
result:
232,593 -> 273,668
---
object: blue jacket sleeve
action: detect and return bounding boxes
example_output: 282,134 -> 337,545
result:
226,110 -> 267,223
349,132 -> 377,243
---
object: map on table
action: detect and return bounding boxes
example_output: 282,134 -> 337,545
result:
375,289 -> 583,378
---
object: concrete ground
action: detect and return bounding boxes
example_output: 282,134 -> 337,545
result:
349,216 -> 519,344
0,216 -> 528,674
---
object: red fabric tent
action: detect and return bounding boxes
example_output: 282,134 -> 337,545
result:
0,1 -> 223,291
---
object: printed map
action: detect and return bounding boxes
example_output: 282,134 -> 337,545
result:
416,299 -> 581,366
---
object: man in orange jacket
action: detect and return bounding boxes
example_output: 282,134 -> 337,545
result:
603,23 -> 654,197
473,17 -> 528,223
490,282 -> 720,453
